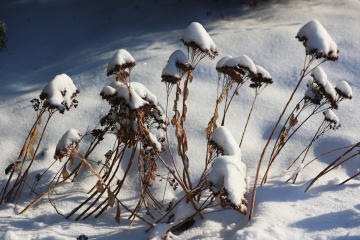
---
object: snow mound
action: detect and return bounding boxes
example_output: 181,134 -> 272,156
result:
40,74 -> 79,114
296,19 -> 338,60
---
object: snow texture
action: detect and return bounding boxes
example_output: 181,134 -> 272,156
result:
40,73 -> 78,113
107,49 -> 135,75
323,109 -> 340,129
182,22 -> 217,54
335,80 -> 353,99
296,19 -> 338,60
216,55 -> 233,69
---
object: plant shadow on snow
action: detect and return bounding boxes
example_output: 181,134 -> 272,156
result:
313,137 -> 359,178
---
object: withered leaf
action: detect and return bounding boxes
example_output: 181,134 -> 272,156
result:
62,167 -> 69,179
108,188 -> 115,207
18,141 -> 27,160
296,103 -> 300,112
37,115 -> 42,126
96,180 -> 104,192
115,200 -> 121,223
28,145 -> 35,159
184,87 -> 189,101
30,127 -> 39,145
5,163 -> 15,175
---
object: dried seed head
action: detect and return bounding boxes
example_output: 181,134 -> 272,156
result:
54,129 -> 81,161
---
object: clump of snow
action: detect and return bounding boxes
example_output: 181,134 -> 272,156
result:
54,128 -> 81,161
323,109 -> 340,129
251,64 -> 273,84
311,66 -> 328,87
40,74 -> 79,114
208,126 -> 248,214
181,22 -> 217,59
161,50 -> 192,84
296,19 -> 338,60
211,126 -> 241,156
324,81 -> 337,103
216,55 -> 233,70
101,81 -> 158,109
335,80 -> 353,99
148,132 -> 162,152
107,49 -> 136,76
223,55 -> 257,74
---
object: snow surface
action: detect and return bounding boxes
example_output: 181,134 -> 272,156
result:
1,0 -> 360,239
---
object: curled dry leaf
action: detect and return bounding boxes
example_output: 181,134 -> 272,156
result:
115,200 -> 121,223
96,180 -> 104,193
108,189 -> 115,207
62,167 -> 70,179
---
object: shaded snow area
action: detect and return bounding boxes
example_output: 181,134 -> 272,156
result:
1,0 -> 360,239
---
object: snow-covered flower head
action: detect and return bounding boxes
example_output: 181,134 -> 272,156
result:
219,55 -> 257,83
250,64 -> 273,88
161,50 -> 193,84
40,74 -> 79,114
181,22 -> 218,60
335,81 -> 352,100
54,129 -> 82,161
323,109 -> 340,129
107,49 -> 136,79
296,20 -> 339,61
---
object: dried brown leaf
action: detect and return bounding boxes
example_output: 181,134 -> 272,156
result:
184,87 -> 189,101
30,127 -> 39,145
37,115 -> 42,125
28,145 -> 35,159
18,140 -> 27,160
296,103 -> 300,112
96,180 -> 104,193
108,188 -> 115,207
62,167 -> 69,179
115,200 -> 121,223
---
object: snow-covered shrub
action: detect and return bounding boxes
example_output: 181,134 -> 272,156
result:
54,129 -> 82,161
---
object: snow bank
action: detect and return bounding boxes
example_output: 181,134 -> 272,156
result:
40,74 -> 79,113
296,19 -> 338,60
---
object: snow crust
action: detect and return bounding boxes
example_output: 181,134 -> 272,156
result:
41,73 -> 78,113
182,22 -> 216,53
296,19 -> 338,60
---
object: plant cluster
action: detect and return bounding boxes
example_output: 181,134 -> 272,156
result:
0,19 -> 357,239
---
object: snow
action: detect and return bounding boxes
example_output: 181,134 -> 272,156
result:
323,109 -> 340,129
40,73 -> 79,113
311,66 -> 328,87
208,126 -> 248,213
223,55 -> 257,74
181,22 -> 217,57
161,50 -> 191,82
296,19 -> 338,60
335,80 -> 353,99
1,0 -> 360,239
106,49 -> 135,76
216,55 -> 233,69
54,128 -> 81,160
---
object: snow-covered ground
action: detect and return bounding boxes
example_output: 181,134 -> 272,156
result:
1,0 -> 359,239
